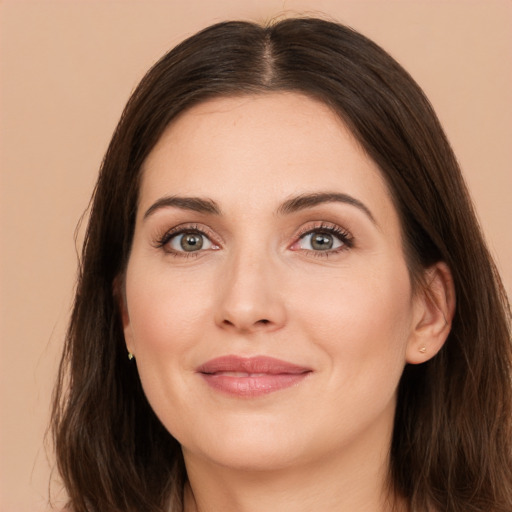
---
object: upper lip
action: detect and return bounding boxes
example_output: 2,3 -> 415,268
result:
197,355 -> 312,375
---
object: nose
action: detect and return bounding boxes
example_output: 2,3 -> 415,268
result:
214,248 -> 287,334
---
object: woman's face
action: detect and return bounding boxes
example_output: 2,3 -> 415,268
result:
122,93 -> 429,472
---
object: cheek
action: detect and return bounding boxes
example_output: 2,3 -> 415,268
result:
125,261 -> 213,355
123,264 -> 207,433
293,259 -> 413,378
123,259 -> 224,425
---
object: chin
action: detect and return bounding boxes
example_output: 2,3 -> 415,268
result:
192,444 -> 303,473
180,423 -> 310,473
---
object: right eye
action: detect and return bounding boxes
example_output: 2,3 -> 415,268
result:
170,231 -> 213,252
156,227 -> 219,255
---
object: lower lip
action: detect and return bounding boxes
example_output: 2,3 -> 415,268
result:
200,373 -> 309,397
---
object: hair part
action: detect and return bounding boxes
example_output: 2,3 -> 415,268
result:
52,17 -> 512,512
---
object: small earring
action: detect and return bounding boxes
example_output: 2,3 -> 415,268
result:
128,352 -> 134,360
419,346 -> 427,354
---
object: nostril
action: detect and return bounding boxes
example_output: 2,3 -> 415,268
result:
219,317 -> 274,330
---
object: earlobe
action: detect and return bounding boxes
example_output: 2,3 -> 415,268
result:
406,262 -> 456,365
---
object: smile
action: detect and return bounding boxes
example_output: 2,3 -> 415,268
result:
196,355 -> 312,397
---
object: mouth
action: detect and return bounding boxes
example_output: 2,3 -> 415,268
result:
196,355 -> 312,397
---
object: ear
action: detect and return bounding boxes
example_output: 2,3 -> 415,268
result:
113,275 -> 135,356
406,262 -> 456,364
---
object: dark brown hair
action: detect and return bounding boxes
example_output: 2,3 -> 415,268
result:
52,17 -> 512,512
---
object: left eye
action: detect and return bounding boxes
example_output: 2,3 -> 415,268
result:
167,232 -> 214,252
296,231 -> 345,251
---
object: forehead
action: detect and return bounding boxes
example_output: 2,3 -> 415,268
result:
139,92 -> 396,224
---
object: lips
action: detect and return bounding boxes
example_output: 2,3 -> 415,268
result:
197,355 -> 312,397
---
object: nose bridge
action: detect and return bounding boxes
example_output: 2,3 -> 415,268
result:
215,238 -> 286,332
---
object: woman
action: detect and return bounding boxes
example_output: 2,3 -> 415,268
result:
51,17 -> 512,512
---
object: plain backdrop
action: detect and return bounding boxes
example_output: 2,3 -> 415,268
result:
1,1 -> 511,511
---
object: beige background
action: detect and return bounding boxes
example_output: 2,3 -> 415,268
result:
1,1 -> 511,511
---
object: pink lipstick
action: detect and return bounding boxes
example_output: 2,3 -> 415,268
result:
197,355 -> 311,397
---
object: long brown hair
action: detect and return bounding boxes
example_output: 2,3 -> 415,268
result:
51,18 -> 512,512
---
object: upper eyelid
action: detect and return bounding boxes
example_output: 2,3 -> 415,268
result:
161,223 -> 215,235
295,222 -> 353,238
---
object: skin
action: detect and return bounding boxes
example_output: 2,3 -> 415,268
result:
121,93 -> 454,512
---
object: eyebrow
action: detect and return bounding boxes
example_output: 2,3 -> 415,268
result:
143,196 -> 221,219
277,192 -> 376,224
143,191 -> 375,224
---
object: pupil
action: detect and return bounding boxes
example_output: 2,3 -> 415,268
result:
311,233 -> 333,250
181,233 -> 203,251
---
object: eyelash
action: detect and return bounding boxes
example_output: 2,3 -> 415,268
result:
153,222 -> 354,258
